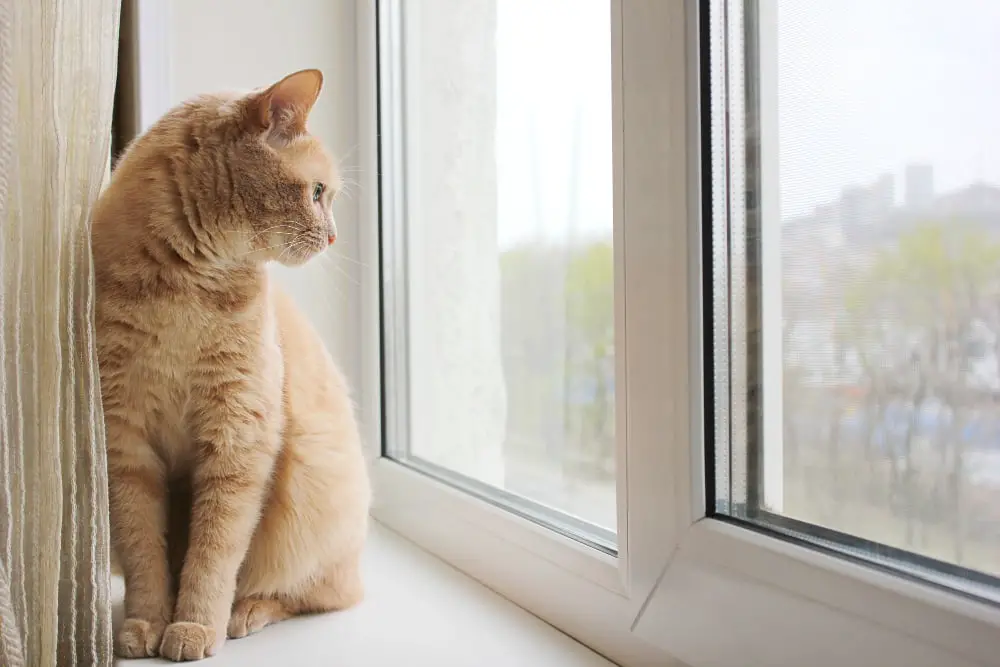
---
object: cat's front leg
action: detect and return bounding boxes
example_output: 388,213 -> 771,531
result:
107,415 -> 174,659
160,386 -> 279,662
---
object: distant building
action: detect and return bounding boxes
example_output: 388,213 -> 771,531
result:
904,163 -> 934,208
783,163 -> 1000,269
781,164 -> 1000,389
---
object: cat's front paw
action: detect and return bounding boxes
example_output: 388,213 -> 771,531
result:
159,621 -> 219,662
116,617 -> 167,658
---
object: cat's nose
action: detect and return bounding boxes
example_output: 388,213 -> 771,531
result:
328,233 -> 337,246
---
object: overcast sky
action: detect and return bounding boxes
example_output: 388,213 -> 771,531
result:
496,0 -> 611,249
493,0 -> 1000,246
777,0 -> 1000,217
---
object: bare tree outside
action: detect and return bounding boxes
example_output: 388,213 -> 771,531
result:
781,177 -> 1000,578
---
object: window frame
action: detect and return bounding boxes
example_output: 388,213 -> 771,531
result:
374,0 -> 624,554
635,2 -> 1000,667
356,1 -> 1000,666
358,0 -> 686,664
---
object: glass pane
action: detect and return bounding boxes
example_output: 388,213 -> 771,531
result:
381,0 -> 616,543
712,0 -> 1000,600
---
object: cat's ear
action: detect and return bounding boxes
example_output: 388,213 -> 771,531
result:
245,69 -> 323,143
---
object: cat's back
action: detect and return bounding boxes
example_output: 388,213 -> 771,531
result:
257,284 -> 369,570
273,286 -> 354,425
91,93 -> 237,270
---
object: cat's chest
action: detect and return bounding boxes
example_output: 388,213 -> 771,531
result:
134,325 -> 203,469
129,314 -> 252,468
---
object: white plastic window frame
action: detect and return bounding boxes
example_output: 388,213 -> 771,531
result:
355,1 -> 688,665
632,2 -> 1000,667
359,1 -> 1000,666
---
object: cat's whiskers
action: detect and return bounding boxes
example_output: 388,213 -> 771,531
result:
337,176 -> 360,197
310,253 -> 349,301
250,230 -> 293,241
286,240 -> 308,261
337,143 -> 360,165
276,243 -> 296,264
312,251 -> 360,288
332,263 -> 360,288
280,236 -> 324,266
237,241 -> 289,258
328,250 -> 368,269
249,224 -> 296,240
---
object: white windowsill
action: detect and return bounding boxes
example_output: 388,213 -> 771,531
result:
112,521 -> 614,667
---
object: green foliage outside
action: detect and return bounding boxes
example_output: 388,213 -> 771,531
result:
499,240 -> 615,480
786,221 -> 1000,574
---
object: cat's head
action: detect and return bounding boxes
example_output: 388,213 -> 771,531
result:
236,69 -> 339,266
155,69 -> 341,267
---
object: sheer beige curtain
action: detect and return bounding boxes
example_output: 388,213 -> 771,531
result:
0,0 -> 121,665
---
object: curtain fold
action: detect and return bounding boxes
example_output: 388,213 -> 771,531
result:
0,0 -> 121,665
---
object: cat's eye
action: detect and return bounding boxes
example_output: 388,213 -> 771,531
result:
312,182 -> 326,203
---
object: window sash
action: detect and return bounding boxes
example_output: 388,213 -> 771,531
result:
708,0 -> 1000,605
633,2 -> 1000,665
373,0 -> 628,553
364,0 -> 690,664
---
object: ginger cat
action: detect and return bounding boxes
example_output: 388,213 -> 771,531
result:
92,69 -> 370,661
